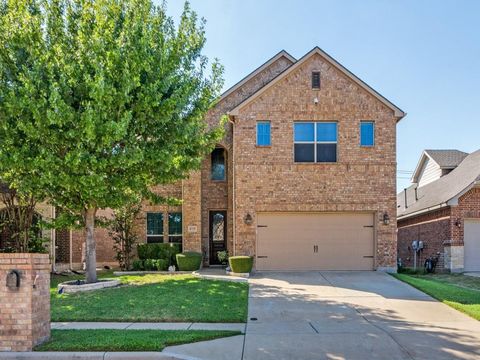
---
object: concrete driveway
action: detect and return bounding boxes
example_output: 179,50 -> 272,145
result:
164,271 -> 480,360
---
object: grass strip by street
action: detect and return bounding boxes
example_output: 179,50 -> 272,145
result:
393,273 -> 480,321
35,329 -> 241,352
51,271 -> 248,323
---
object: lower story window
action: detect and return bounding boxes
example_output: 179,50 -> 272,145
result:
146,212 -> 163,243
168,212 -> 182,243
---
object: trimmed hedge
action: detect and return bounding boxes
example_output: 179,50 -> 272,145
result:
137,243 -> 181,266
132,259 -> 143,271
229,256 -> 253,273
131,258 -> 169,271
176,252 -> 202,271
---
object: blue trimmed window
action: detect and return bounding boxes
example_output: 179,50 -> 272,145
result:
360,121 -> 374,147
256,121 -> 271,146
294,122 -> 337,163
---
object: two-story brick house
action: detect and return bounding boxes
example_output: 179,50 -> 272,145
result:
53,47 -> 405,272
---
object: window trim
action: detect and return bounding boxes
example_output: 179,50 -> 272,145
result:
360,121 -> 375,147
293,121 -> 338,163
256,121 -> 271,147
146,212 -> 164,243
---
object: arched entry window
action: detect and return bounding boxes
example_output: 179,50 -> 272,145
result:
211,148 -> 226,181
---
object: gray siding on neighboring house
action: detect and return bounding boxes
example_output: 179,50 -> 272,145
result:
418,158 -> 442,187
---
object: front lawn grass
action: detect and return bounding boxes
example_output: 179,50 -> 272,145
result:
51,271 -> 248,323
35,329 -> 241,352
393,273 -> 480,321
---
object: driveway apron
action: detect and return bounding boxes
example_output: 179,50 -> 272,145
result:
243,271 -> 480,360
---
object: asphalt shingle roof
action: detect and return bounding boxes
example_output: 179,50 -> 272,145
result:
398,149 -> 480,218
424,149 -> 469,169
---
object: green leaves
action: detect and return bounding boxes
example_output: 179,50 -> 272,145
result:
0,0 -> 224,215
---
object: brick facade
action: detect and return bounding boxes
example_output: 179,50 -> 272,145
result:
398,187 -> 480,271
397,208 -> 451,271
0,253 -> 50,352
232,52 -> 398,269
55,49 -> 401,271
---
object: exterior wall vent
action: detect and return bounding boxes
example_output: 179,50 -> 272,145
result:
312,71 -> 320,89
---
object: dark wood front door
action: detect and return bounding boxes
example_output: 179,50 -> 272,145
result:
209,211 -> 226,265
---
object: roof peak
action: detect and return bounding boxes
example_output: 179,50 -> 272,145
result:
229,46 -> 406,120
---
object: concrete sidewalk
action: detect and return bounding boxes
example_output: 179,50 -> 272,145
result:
51,322 -> 246,332
0,352 -> 189,360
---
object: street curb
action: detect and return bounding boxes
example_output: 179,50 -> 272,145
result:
0,352 -> 187,359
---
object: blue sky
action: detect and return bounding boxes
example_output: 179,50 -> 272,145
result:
165,0 -> 480,191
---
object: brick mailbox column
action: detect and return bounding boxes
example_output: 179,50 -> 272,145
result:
0,253 -> 50,352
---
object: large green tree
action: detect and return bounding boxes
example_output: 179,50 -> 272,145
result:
0,0 -> 224,282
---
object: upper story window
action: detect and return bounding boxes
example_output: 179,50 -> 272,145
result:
294,122 -> 337,163
256,121 -> 271,146
360,121 -> 375,147
211,148 -> 226,181
168,212 -> 182,243
312,71 -> 320,89
146,212 -> 163,243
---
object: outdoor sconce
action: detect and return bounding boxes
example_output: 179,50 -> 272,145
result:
244,213 -> 253,225
455,219 -> 461,228
383,212 -> 390,225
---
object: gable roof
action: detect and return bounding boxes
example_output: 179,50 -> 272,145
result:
411,149 -> 469,183
398,149 -> 480,219
424,149 -> 469,169
219,50 -> 296,101
228,46 -> 406,120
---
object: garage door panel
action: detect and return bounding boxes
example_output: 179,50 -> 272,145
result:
257,213 -> 374,271
465,219 -> 480,272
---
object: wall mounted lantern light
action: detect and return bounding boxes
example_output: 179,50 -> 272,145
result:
244,213 -> 253,225
383,212 -> 390,225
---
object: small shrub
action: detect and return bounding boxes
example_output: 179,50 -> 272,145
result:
154,259 -> 169,271
144,259 -> 157,271
176,252 -> 202,271
132,259 -> 144,271
137,243 -> 182,266
217,250 -> 229,265
229,256 -> 253,273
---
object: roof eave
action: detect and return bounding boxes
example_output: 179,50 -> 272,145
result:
219,50 -> 296,102
397,202 -> 449,221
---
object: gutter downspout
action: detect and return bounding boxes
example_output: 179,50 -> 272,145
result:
228,114 -> 236,256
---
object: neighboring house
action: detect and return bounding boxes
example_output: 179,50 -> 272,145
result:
54,46 -> 405,272
397,149 -> 480,272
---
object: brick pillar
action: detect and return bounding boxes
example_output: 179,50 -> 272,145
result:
0,253 -> 50,352
182,171 -> 202,253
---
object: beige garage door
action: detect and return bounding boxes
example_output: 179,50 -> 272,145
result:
465,219 -> 480,272
256,213 -> 375,271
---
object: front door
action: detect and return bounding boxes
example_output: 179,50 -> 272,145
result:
209,211 -> 227,265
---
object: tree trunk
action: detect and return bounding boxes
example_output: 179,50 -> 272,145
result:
85,207 -> 97,283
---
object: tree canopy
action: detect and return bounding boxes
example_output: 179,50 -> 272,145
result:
0,0 -> 224,282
